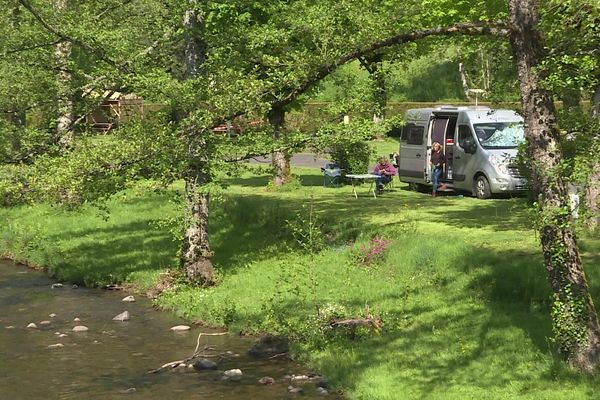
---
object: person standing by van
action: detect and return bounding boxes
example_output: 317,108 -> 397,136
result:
430,142 -> 447,197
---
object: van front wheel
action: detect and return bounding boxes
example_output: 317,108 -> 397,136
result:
474,175 -> 492,199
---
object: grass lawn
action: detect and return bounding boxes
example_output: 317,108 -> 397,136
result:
1,163 -> 600,399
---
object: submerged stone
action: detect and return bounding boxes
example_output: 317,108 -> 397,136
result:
192,358 -> 218,371
170,325 -> 191,332
223,369 -> 243,381
72,325 -> 88,332
113,311 -> 130,321
258,376 -> 275,385
248,334 -> 289,358
122,295 -> 135,302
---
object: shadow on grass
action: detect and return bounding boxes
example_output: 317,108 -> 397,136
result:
45,220 -> 176,285
246,245 -> 582,398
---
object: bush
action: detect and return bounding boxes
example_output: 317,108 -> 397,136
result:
314,118 -> 376,174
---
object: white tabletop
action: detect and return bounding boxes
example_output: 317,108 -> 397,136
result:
346,174 -> 379,179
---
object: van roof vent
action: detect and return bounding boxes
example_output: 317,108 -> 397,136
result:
436,105 -> 459,110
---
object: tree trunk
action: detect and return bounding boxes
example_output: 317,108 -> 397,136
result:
458,62 -> 473,101
181,144 -> 214,285
269,105 -> 291,186
585,161 -> 600,230
508,0 -> 600,372
592,83 -> 600,118
180,2 -> 214,285
588,83 -> 600,229
54,0 -> 73,148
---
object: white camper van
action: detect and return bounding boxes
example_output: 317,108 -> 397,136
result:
398,106 -> 528,198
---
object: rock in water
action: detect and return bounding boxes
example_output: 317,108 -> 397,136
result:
122,295 -> 135,302
48,343 -> 64,349
113,311 -> 130,321
258,376 -> 275,385
288,386 -> 303,394
51,283 -> 63,289
192,358 -> 218,371
26,323 -> 38,329
73,317 -> 81,322
39,320 -> 51,326
223,369 -> 243,381
72,325 -> 89,332
248,334 -> 289,358
316,387 -> 329,396
291,374 -> 310,382
170,325 -> 191,332
49,313 -> 57,318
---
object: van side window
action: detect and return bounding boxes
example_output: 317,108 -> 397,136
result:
401,124 -> 413,141
458,125 -> 473,148
407,126 -> 424,145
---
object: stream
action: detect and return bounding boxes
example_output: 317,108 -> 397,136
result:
0,260 -> 338,399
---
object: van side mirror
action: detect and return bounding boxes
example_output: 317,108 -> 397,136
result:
463,136 -> 477,154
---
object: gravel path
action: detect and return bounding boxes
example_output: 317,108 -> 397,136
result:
249,152 -> 332,168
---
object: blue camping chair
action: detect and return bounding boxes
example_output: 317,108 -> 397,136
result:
321,163 -> 342,187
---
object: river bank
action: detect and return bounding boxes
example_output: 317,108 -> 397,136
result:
0,259 -> 335,399
2,167 -> 600,399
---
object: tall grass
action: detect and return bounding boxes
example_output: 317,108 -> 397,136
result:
1,167 -> 599,399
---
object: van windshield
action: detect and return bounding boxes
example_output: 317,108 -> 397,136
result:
473,122 -> 524,149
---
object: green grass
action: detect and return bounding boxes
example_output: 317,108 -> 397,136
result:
1,166 -> 600,399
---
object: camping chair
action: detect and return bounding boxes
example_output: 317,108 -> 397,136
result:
383,175 -> 395,191
321,163 -> 342,187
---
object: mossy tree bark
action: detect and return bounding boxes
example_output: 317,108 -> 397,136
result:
180,2 -> 214,285
509,0 -> 600,372
588,82 -> 600,230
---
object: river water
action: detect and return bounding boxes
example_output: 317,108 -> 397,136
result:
0,261 -> 337,399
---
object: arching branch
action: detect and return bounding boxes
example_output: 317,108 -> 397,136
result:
205,20 -> 510,135
274,20 -> 510,109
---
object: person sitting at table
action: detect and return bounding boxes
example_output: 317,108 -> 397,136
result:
373,156 -> 397,193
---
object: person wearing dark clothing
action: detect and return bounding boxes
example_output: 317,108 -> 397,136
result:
430,142 -> 447,197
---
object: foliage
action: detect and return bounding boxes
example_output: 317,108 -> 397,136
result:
539,0 -> 600,101
313,119 -> 378,174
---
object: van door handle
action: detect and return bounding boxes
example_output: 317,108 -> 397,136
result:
416,153 -> 421,158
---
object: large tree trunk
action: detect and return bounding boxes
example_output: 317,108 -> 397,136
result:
588,83 -> 600,229
269,105 -> 291,186
592,83 -> 600,118
586,159 -> 600,230
54,0 -> 74,148
180,2 -> 214,285
509,0 -> 600,372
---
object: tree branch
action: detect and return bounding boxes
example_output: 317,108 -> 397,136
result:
2,39 -> 62,56
17,0 -> 126,72
202,21 -> 511,137
274,20 -> 510,109
95,0 -> 133,19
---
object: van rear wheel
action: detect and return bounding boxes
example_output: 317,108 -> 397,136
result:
408,182 -> 429,193
474,175 -> 491,199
